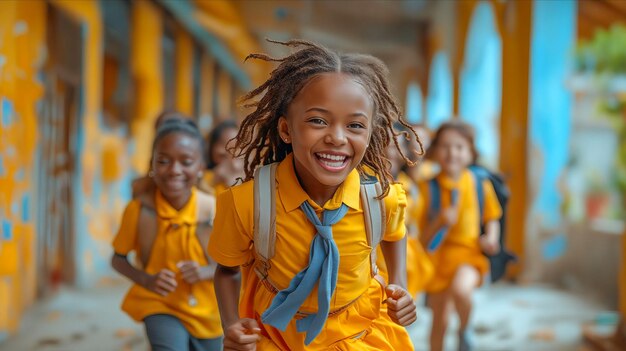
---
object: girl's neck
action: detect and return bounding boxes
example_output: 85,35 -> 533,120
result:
443,168 -> 464,181
161,190 -> 192,211
293,159 -> 339,207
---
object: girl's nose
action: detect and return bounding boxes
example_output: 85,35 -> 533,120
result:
324,126 -> 347,145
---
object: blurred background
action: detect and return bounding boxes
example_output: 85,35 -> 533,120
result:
0,0 -> 624,350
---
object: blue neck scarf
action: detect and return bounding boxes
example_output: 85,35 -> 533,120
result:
261,200 -> 349,345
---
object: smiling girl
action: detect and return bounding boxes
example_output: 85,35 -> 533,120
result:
208,39 -> 418,350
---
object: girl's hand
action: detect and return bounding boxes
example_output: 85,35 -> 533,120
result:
223,318 -> 261,351
177,261 -> 211,284
479,233 -> 500,256
439,206 -> 459,227
385,284 -> 417,326
144,269 -> 177,296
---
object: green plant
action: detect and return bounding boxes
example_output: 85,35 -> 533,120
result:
575,25 -> 626,74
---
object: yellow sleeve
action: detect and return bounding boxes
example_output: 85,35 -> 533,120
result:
112,200 -> 141,255
482,180 -> 503,222
382,183 -> 407,242
208,186 -> 254,267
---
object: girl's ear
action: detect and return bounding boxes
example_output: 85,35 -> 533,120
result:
278,117 -> 291,144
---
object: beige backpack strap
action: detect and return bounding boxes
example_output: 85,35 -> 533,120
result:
195,190 -> 215,264
360,182 -> 386,277
253,163 -> 278,279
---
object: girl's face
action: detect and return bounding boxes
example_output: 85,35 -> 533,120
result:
211,127 -> 238,167
434,128 -> 473,177
279,72 -> 373,190
152,132 -> 203,201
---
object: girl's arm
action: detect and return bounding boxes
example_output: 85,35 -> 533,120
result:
419,206 -> 458,247
214,264 -> 242,328
215,264 -> 261,349
380,237 -> 407,288
111,253 -> 177,296
479,220 -> 501,256
381,237 -> 417,326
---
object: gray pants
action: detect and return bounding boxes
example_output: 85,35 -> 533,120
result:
144,314 -> 223,351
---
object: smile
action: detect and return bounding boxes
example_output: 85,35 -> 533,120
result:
315,152 -> 349,171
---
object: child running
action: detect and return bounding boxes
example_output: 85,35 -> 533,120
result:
208,39 -> 418,350
418,121 -> 502,351
112,119 -> 223,351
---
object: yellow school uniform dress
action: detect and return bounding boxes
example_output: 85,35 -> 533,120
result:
397,172 -> 434,297
112,188 -> 222,338
208,153 -> 414,350
418,169 -> 502,293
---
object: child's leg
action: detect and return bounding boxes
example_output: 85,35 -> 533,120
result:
429,291 -> 452,351
144,314 -> 190,351
449,265 -> 480,333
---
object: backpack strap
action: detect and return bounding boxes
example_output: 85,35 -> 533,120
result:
253,163 -> 278,279
427,178 -> 441,222
359,181 -> 386,278
469,166 -> 486,223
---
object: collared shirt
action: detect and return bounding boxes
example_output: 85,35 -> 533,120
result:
209,153 -> 407,312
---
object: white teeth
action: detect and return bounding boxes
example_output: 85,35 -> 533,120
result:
317,153 -> 346,162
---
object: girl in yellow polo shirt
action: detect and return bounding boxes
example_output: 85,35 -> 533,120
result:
417,121 -> 502,351
112,119 -> 223,351
209,40 -> 418,350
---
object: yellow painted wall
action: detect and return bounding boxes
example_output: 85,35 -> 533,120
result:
0,0 -> 46,336
130,0 -> 163,174
175,27 -> 194,116
0,0 -> 250,339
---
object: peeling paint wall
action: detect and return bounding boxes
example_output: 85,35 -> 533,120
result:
0,1 -> 46,339
0,0 -> 251,340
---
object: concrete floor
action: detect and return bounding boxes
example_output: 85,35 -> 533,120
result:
0,279 -> 616,351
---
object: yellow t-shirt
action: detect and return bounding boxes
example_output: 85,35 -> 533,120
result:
112,188 -> 222,338
209,153 -> 406,311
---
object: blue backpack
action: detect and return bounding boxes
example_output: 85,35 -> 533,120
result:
426,165 -> 516,282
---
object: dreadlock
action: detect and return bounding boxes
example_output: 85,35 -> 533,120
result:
232,39 -> 423,197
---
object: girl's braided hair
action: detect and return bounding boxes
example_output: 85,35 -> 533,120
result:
230,39 -> 422,197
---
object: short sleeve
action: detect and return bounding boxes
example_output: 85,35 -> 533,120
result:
208,187 -> 254,267
112,200 -> 141,255
482,180 -> 503,222
382,183 -> 407,242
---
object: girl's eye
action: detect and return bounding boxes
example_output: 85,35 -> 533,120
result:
182,159 -> 194,166
157,158 -> 169,164
348,122 -> 366,129
307,118 -> 326,125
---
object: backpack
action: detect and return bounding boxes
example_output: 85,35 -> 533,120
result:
252,163 -> 386,286
426,165 -> 516,282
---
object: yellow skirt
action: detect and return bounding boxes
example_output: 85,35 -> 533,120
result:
426,242 -> 489,294
247,275 -> 414,351
406,237 -> 434,297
